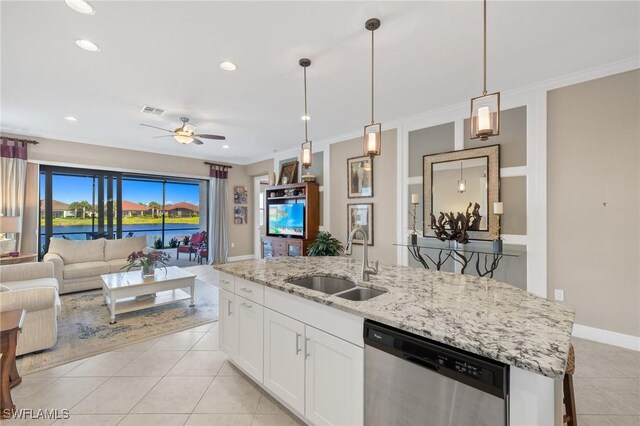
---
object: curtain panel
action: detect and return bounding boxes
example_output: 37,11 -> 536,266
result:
208,164 -> 230,264
0,137 -> 31,252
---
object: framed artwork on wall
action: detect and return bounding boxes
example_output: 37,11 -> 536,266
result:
278,161 -> 299,185
234,186 -> 248,204
347,203 -> 373,246
347,156 -> 373,198
234,206 -> 248,224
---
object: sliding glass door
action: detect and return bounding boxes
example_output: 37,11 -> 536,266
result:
40,167 -> 122,255
39,166 -> 208,258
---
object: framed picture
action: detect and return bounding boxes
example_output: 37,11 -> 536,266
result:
347,156 -> 373,198
234,206 -> 248,224
234,185 -> 248,204
347,203 -> 373,246
278,161 -> 299,185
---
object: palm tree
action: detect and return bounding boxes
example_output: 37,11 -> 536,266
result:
68,200 -> 93,218
148,201 -> 162,218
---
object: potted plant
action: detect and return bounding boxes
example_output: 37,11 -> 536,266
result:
123,250 -> 171,277
154,238 -> 163,249
307,232 -> 344,256
182,235 -> 191,246
169,237 -> 179,248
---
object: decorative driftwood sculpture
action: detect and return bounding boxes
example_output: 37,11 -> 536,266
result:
430,202 -> 482,244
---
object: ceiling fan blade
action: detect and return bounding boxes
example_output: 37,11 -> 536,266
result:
194,134 -> 226,140
140,123 -> 174,133
192,138 -> 204,145
153,135 -> 176,138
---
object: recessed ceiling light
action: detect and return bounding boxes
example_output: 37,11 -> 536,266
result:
65,0 -> 94,15
301,115 -> 311,121
75,39 -> 100,52
64,116 -> 78,122
220,61 -> 237,71
222,145 -> 230,149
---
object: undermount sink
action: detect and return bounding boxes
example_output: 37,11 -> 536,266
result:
335,287 -> 388,301
287,276 -> 356,294
287,275 -> 388,301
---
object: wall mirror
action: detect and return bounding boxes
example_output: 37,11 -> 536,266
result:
423,145 -> 500,240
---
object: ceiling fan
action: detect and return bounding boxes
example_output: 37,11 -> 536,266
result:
140,117 -> 225,145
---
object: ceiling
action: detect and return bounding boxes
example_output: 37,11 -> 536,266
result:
1,1 -> 638,164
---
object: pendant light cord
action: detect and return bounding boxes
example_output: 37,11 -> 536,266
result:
371,28 -> 375,124
483,0 -> 487,95
303,66 -> 309,142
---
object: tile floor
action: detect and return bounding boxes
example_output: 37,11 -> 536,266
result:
3,320 -> 638,425
572,337 -> 640,426
2,322 -> 303,426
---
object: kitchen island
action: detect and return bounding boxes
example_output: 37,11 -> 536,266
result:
214,256 -> 574,425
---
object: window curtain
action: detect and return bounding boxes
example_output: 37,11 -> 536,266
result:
208,164 -> 230,264
0,137 -> 31,252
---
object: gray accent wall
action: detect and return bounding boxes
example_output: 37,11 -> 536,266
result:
548,69 -> 640,337
409,122 -> 455,176
501,176 -> 527,236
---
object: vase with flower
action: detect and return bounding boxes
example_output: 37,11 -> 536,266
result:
123,250 -> 171,278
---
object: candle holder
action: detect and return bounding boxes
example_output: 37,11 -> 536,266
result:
493,208 -> 503,254
409,201 -> 420,245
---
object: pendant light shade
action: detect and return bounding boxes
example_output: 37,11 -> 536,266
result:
299,58 -> 313,169
457,161 -> 466,193
363,18 -> 381,157
470,0 -> 500,141
301,140 -> 312,169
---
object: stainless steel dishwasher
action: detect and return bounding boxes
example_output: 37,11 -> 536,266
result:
364,320 -> 509,426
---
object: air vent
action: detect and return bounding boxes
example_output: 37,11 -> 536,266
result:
140,106 -> 165,116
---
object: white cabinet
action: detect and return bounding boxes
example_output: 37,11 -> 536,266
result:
220,283 -> 364,425
219,289 -> 237,359
236,295 -> 264,383
305,325 -> 364,426
263,308 -> 306,415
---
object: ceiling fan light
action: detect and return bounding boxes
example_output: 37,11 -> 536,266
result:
173,134 -> 193,144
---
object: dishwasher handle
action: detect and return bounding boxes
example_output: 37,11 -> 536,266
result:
403,354 -> 440,372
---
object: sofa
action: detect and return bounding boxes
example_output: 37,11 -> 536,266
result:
0,262 -> 60,355
43,236 -> 147,294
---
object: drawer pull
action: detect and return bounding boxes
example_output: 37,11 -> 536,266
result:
240,288 -> 253,294
296,333 -> 302,355
227,300 -> 233,316
305,337 -> 311,359
240,302 -> 252,309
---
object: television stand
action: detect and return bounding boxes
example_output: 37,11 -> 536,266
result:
262,182 -> 319,258
261,236 -> 307,258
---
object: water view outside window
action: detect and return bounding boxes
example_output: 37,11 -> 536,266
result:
39,167 -> 207,255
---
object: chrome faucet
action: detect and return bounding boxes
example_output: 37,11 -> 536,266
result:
345,227 -> 379,282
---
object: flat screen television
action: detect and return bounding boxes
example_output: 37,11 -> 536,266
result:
268,203 -> 305,238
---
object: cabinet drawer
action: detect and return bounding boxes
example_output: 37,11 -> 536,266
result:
235,277 -> 264,305
219,272 -> 235,292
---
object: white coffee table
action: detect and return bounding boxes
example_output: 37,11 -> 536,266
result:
101,266 -> 196,324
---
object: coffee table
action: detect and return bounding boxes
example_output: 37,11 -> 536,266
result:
101,266 -> 196,324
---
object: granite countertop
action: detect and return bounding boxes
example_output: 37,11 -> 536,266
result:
214,256 -> 575,378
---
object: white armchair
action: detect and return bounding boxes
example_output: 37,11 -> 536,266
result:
0,262 -> 60,355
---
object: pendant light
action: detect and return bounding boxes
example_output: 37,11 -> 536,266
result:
470,0 -> 500,141
363,18 -> 381,157
299,58 -> 315,181
457,161 -> 467,193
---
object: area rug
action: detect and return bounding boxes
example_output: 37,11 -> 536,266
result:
17,277 -> 219,375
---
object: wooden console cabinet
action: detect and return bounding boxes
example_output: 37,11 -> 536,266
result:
261,182 -> 319,258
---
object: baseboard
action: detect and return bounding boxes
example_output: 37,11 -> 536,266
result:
572,323 -> 640,351
228,254 -> 255,262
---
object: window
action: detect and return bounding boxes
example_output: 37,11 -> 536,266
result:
39,166 -> 208,258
